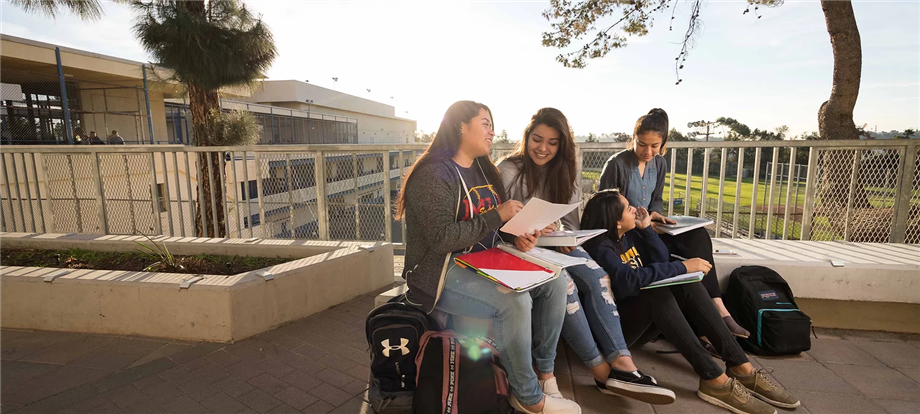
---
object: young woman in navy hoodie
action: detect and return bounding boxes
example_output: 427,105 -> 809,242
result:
580,190 -> 800,414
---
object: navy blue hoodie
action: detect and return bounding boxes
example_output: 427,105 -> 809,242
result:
583,226 -> 688,301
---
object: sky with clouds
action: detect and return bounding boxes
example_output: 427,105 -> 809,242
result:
1,0 -> 917,139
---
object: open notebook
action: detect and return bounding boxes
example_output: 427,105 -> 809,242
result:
641,271 -> 705,290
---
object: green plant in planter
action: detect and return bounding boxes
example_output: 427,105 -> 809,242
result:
134,236 -> 184,273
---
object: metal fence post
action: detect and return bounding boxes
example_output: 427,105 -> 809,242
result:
219,151 -> 230,237
286,154 -> 295,237
161,152 -> 173,236
843,150 -> 860,241
17,153 -> 36,232
575,147 -> 584,203
765,149 -> 780,239
668,149 -> 676,216
67,154 -> 84,233
231,151 -> 242,238
30,153 -> 46,232
242,150 -> 254,238
891,143 -> 918,243
399,151 -> 407,244
700,148 -> 710,219
801,147 -> 819,241
382,151 -> 392,242
91,152 -> 108,235
685,149 -> 693,216
353,153 -> 361,240
716,148 -> 727,237
55,47 -> 73,145
254,152 -> 266,238
1,154 -> 21,232
172,152 -> 186,237
149,152 -> 163,235
749,148 -> 762,239
732,149 -> 744,238
142,65 -> 155,144
314,151 -> 329,240
0,155 -> 7,231
782,147 -> 797,240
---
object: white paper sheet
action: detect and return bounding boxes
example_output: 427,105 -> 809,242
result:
498,245 -> 590,268
478,268 -> 555,291
500,198 -> 580,236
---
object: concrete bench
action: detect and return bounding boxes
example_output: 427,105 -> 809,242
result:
710,239 -> 920,333
377,240 -> 919,333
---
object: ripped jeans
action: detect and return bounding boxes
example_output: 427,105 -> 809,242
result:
560,247 -> 631,369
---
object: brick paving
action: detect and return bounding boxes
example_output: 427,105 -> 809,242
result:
2,283 -> 919,414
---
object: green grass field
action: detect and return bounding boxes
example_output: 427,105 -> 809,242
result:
581,171 -> 908,211
581,171 -> 807,211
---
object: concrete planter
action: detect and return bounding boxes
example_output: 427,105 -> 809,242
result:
0,233 -> 393,342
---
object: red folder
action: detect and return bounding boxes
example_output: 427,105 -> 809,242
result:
455,248 -> 555,291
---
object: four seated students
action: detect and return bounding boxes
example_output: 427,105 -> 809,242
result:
399,101 -> 802,414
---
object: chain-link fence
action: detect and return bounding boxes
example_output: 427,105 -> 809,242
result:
1,66 -> 155,145
1,141 -> 917,244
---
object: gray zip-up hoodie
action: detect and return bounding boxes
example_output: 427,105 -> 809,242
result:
402,160 -> 504,313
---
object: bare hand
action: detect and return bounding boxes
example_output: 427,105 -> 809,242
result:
497,200 -> 524,222
556,246 -> 575,254
540,223 -> 556,237
682,258 -> 712,274
636,207 -> 652,229
514,231 -> 540,252
650,211 -> 676,224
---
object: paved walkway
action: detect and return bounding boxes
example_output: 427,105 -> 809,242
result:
2,284 -> 919,414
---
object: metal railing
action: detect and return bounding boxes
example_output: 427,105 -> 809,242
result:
1,140 -> 918,244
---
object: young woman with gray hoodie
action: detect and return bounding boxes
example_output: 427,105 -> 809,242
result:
395,100 -> 580,414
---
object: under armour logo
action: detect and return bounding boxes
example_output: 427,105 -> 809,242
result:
381,338 -> 410,357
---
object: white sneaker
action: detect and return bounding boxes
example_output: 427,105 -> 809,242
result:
539,377 -> 564,399
510,394 -> 582,414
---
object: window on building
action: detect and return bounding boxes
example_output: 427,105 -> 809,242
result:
240,180 -> 257,200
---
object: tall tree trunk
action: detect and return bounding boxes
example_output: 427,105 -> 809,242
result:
188,82 -> 226,238
815,0 -> 878,241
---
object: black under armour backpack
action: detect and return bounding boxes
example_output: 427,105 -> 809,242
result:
726,265 -> 813,356
366,295 -> 433,412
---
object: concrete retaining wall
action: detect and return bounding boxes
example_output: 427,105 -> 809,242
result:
0,233 -> 393,342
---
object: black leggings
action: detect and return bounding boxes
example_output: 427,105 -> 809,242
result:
659,227 -> 721,299
617,282 -> 749,380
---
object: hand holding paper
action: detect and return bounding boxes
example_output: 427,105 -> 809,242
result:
500,198 -> 580,236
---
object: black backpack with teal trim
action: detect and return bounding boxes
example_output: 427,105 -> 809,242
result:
726,266 -> 813,356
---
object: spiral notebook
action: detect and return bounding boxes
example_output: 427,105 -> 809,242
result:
641,271 -> 705,290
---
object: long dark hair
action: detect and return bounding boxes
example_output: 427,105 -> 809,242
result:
394,100 -> 504,220
631,108 -> 670,155
580,189 -> 628,248
503,108 -> 577,204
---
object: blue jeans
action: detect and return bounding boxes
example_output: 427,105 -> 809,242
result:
560,247 -> 631,369
435,253 -> 567,406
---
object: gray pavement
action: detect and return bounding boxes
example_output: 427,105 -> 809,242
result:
2,284 -> 919,414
